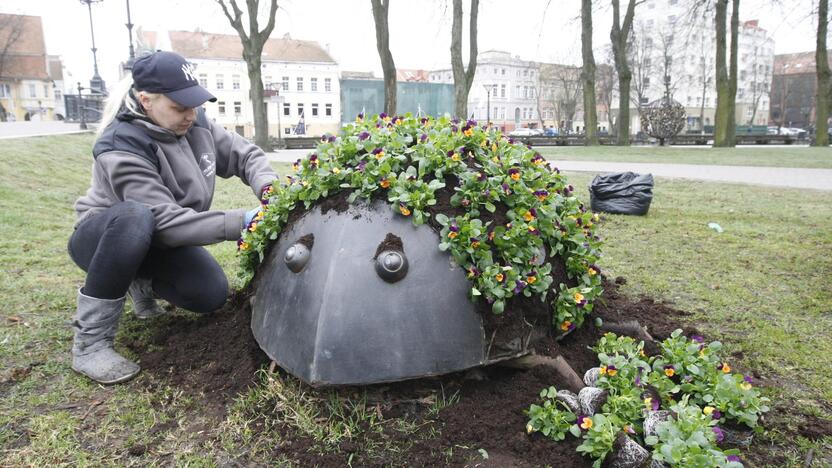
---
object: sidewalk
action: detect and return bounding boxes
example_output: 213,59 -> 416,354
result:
0,121 -> 92,139
268,150 -> 832,191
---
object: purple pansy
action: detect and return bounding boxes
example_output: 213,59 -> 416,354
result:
727,455 -> 741,463
712,426 -> 724,443
379,112 -> 388,119
712,409 -> 722,420
357,160 -> 367,172
358,131 -> 370,141
513,280 -> 527,294
420,133 -> 428,142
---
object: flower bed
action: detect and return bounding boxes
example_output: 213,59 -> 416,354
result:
238,114 -> 603,333
526,330 -> 770,467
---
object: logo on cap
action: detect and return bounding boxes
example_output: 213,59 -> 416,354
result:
181,63 -> 197,82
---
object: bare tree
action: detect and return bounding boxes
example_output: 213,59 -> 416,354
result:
0,14 -> 24,80
713,0 -> 740,147
217,0 -> 278,150
629,23 -> 654,127
371,0 -> 397,115
610,0 -> 639,144
450,0 -> 479,119
815,0 -> 830,145
746,46 -> 769,125
695,30 -> 714,134
597,60 -> 617,135
540,63 -> 582,133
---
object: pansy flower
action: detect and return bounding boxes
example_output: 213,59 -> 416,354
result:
508,168 -> 521,181
664,365 -> 676,377
561,321 -> 574,332
579,416 -> 593,430
463,126 -> 474,137
526,272 -> 537,284
712,426 -> 725,443
399,204 -> 411,216
606,365 -> 618,376
309,154 -> 319,167
573,292 -> 585,303
393,116 -> 403,125
379,178 -> 391,188
727,455 -> 741,463
292,159 -> 301,171
238,240 -> 250,251
448,225 -> 459,239
523,209 -> 537,222
372,148 -> 385,160
420,133 -> 428,142
501,183 -> 512,195
643,397 -> 659,411
703,406 -> 715,416
495,272 -> 505,282
531,153 -> 545,166
477,172 -> 487,182
447,150 -> 461,162
718,362 -> 731,373
513,280 -> 527,294
328,135 -> 337,143
357,160 -> 367,172
358,131 -> 370,141
355,113 -> 364,122
588,264 -> 600,276
380,112 -> 389,121
712,409 -> 722,420
533,190 -> 549,202
467,266 -> 480,279
420,117 -> 429,125
331,167 -> 341,174
528,226 -> 540,236
470,238 -> 481,248
487,230 -> 495,241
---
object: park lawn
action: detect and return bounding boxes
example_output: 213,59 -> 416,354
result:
538,145 -> 832,168
0,134 -> 830,465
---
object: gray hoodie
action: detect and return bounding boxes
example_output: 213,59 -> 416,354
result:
74,110 -> 277,248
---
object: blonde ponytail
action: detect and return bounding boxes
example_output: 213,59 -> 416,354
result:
96,76 -> 147,137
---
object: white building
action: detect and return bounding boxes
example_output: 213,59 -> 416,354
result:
139,31 -> 340,138
614,0 -> 775,132
429,50 -> 540,131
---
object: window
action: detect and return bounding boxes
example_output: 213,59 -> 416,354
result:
515,85 -> 520,97
43,84 -> 49,97
640,97 -> 649,104
54,88 -> 61,100
500,84 -> 506,98
216,75 -> 224,90
311,77 -> 318,92
297,103 -> 304,116
284,127 -> 291,135
218,101 -> 226,115
283,102 -> 290,116
282,76 -> 289,91
28,83 -> 36,97
0,83 -> 11,97
232,75 -> 241,90
325,78 -> 331,92
501,68 -> 506,75
523,69 -> 528,77
199,74 -> 208,87
233,101 -> 241,115
311,103 -> 319,116
264,76 -> 272,88
297,77 -> 303,92
325,103 -> 332,116
645,38 -> 653,48
644,77 -> 651,88
494,67 -> 498,74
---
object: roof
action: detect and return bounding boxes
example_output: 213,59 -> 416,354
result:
774,50 -> 832,75
0,13 -> 49,80
341,71 -> 376,80
396,69 -> 429,82
142,30 -> 336,64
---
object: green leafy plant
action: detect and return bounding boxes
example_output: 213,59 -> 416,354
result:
575,413 -> 626,468
238,114 -> 603,333
525,386 -> 577,441
645,397 -> 744,467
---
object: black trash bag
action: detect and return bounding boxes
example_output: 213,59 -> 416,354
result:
589,172 -> 654,215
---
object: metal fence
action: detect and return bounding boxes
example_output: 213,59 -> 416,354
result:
340,80 -> 454,123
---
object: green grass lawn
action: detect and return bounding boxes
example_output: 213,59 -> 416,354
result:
538,145 -> 832,168
1,134 -> 830,465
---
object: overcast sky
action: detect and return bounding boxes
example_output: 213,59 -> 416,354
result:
0,0 -> 820,91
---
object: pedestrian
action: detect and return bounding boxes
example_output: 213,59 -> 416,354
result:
68,51 -> 277,384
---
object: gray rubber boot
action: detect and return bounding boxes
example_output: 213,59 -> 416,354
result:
127,277 -> 166,319
71,290 -> 141,384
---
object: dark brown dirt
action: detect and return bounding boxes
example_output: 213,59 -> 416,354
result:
374,232 -> 404,259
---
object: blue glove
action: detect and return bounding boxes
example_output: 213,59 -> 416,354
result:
243,207 -> 261,227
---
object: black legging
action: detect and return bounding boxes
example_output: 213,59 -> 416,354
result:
68,201 -> 228,313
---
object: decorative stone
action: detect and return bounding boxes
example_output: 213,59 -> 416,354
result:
578,386 -> 608,416
643,410 -> 672,437
604,433 -> 651,468
650,460 -> 670,468
555,390 -> 581,414
583,367 -> 601,387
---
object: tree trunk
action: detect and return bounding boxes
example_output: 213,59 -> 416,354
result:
815,0 -> 830,146
581,0 -> 598,145
451,0 -> 479,119
217,0 -> 278,151
727,0 -> 739,143
610,0 -> 637,146
371,0 -> 397,115
713,0 -> 737,147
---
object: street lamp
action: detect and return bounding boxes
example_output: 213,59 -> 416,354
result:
80,0 -> 106,93
77,82 -> 87,130
482,83 -> 492,125
123,0 -> 136,71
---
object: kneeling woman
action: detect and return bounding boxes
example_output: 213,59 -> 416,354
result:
68,51 -> 276,384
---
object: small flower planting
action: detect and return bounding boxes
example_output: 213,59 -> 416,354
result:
237,114 -> 603,333
526,330 -> 769,467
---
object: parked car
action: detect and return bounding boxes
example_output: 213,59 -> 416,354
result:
543,127 -> 559,136
508,127 -> 537,137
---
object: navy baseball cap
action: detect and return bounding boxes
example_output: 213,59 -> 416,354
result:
132,51 -> 216,108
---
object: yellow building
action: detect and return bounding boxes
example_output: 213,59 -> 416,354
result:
0,14 -> 63,122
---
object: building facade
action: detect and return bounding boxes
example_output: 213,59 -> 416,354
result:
612,0 -> 775,133
429,50 -> 540,131
770,50 -> 831,130
140,31 -> 340,138
0,14 -> 64,122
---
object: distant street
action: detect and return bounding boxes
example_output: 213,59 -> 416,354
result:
267,149 -> 832,191
0,121 -> 91,139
